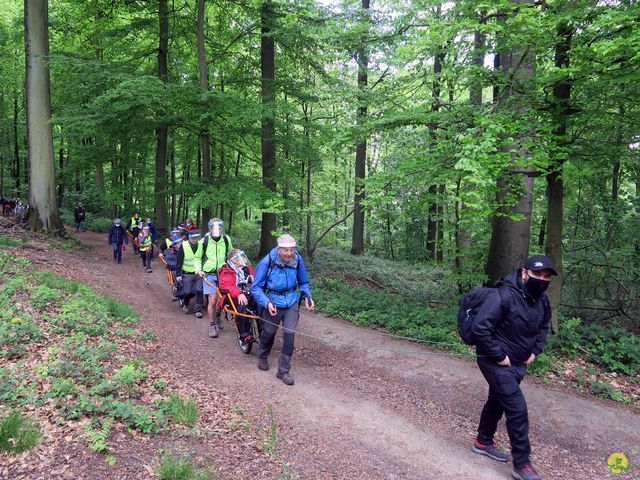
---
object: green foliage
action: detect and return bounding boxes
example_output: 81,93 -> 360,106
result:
0,317 -> 43,359
30,285 -> 63,308
162,393 -> 199,427
261,405 -> 278,458
0,235 -> 25,247
113,360 -> 148,391
0,410 -> 41,454
156,452 -> 215,480
85,419 -> 112,453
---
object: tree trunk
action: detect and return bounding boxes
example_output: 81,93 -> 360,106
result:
24,0 -> 63,233
485,1 -> 536,283
545,21 -> 572,333
57,141 -> 64,205
154,0 -> 169,235
170,146 -> 177,226
197,0 -> 211,226
13,90 -> 20,193
351,0 -> 369,255
258,0 -> 277,258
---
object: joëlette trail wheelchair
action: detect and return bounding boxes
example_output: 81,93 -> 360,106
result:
217,287 -> 262,354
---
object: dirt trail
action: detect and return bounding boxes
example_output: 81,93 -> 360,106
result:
55,231 -> 640,479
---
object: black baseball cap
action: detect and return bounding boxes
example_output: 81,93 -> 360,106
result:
524,255 -> 558,275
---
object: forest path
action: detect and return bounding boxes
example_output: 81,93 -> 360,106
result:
65,230 -> 639,480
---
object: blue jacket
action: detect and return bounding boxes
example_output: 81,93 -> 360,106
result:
108,225 -> 128,246
471,271 -> 551,364
251,248 -> 312,309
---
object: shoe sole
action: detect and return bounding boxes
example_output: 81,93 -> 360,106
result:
276,373 -> 294,385
471,445 -> 509,463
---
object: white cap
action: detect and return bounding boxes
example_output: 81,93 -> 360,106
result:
277,234 -> 296,248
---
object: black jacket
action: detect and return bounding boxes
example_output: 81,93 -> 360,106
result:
472,271 -> 550,364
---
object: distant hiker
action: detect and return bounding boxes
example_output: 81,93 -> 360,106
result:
218,249 -> 256,345
107,218 -> 128,264
138,225 -> 154,273
251,234 -> 314,386
145,217 -> 158,243
470,255 -> 555,480
178,231 -> 204,319
159,234 -> 183,303
126,211 -> 142,253
73,202 -> 86,232
184,218 -> 198,233
198,218 -> 233,338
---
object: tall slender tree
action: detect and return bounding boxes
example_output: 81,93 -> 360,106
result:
258,0 -> 277,257
197,0 -> 211,227
154,0 -> 169,234
351,0 -> 369,255
24,0 -> 63,232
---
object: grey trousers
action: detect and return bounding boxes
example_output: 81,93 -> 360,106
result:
181,273 -> 203,314
257,304 -> 299,374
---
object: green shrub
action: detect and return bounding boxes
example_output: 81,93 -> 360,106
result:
0,410 -> 41,453
113,360 -> 148,391
0,236 -> 24,248
157,452 -> 214,480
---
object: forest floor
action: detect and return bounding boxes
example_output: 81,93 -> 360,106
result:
2,229 -> 640,480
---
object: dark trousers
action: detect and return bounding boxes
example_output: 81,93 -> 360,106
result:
257,304 -> 299,374
234,297 -> 258,337
140,248 -> 153,268
112,243 -> 122,262
477,357 -> 530,469
181,273 -> 203,314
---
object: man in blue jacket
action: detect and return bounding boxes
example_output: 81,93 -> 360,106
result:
251,234 -> 314,386
107,218 -> 128,264
470,255 -> 555,480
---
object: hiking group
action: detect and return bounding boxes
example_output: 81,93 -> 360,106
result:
107,214 -> 314,387
106,212 -> 555,478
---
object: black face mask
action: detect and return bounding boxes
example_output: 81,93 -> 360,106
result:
525,276 -> 550,299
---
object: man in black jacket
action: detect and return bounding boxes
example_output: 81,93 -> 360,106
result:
470,255 -> 556,480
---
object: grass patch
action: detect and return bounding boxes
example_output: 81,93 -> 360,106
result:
164,393 -> 199,427
157,452 -> 214,480
0,410 -> 41,453
0,235 -> 25,247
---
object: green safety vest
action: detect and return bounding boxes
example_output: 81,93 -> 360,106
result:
130,216 -> 140,231
139,235 -> 152,252
165,238 -> 172,248
182,241 -> 202,273
201,235 -> 232,274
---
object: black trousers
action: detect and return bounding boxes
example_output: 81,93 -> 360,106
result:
476,356 -> 530,469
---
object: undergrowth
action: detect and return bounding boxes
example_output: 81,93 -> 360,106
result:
0,251 -> 197,457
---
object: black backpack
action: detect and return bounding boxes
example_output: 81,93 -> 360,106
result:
457,283 -> 508,346
164,248 -> 179,269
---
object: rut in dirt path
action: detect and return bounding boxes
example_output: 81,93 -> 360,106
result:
72,231 -> 640,480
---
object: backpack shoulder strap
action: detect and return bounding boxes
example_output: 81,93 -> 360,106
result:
223,235 -> 229,257
495,284 -> 510,321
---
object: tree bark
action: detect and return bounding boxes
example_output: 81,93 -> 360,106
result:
351,0 -> 369,255
258,0 -> 277,258
486,1 -> 536,283
545,20 -> 572,333
154,0 -> 169,235
13,90 -> 20,193
197,0 -> 211,226
24,0 -> 63,233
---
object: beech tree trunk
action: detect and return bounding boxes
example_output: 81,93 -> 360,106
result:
351,0 -> 369,255
197,0 -> 211,227
545,21 -> 572,333
24,0 -> 63,233
486,0 -> 536,282
154,0 -> 169,235
258,0 -> 277,258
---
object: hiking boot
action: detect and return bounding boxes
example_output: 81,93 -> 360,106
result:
216,315 -> 224,330
208,323 -> 218,338
258,357 -> 269,371
511,464 -> 542,480
276,371 -> 294,386
147,268 -> 152,273
472,439 -> 510,462
182,305 -> 191,314
194,311 -> 203,319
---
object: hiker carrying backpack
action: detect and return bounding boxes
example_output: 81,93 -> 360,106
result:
467,255 -> 556,480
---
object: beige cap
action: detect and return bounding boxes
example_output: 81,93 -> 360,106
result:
277,234 -> 296,248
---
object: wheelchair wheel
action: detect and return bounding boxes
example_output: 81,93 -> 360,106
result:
238,334 -> 252,354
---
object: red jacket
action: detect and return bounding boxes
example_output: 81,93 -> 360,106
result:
218,263 -> 255,298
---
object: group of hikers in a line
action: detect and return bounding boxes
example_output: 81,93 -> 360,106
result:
106,210 -> 553,479
107,213 -> 314,387
1,197 -> 27,218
